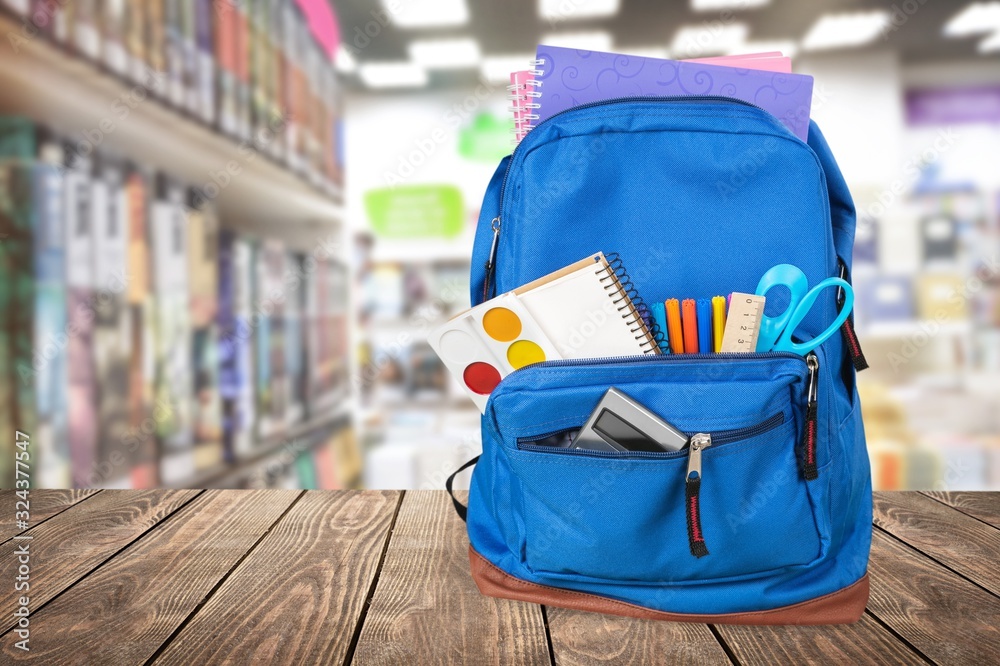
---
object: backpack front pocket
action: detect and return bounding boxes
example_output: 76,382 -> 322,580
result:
485,353 -> 827,584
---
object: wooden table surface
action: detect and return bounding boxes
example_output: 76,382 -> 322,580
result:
0,490 -> 997,665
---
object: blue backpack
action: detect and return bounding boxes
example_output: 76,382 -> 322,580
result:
446,97 -> 872,624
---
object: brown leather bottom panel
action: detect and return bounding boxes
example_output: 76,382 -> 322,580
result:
469,547 -> 868,625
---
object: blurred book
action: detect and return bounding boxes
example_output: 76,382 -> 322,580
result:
285,252 -> 306,425
0,126 -> 73,487
92,156 -> 131,487
916,273 -> 968,321
233,1 -> 252,140
124,0 -> 147,83
856,275 -> 915,326
188,195 -> 224,470
254,239 -> 287,439
146,0 -> 168,92
64,148 -> 99,487
73,0 -> 101,60
218,230 -> 255,462
214,0 -> 238,136
125,164 -> 157,488
195,0 -> 216,124
151,175 -> 193,484
103,0 -> 129,75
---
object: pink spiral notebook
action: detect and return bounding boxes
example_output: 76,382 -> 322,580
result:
509,48 -> 809,142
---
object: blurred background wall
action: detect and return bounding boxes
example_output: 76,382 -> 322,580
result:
1,0 -> 999,490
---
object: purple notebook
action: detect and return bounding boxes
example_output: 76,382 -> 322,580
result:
534,45 -> 814,140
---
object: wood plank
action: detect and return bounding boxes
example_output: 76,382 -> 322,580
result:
0,489 -> 300,664
150,490 -> 401,665
0,489 -> 199,634
866,528 -> 1000,664
921,491 -> 1000,531
874,492 -> 1000,598
714,613 -> 926,665
0,489 -> 99,542
546,606 -> 730,666
352,491 -> 551,666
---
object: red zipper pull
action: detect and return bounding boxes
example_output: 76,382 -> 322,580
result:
838,262 -> 868,371
801,353 -> 819,481
840,317 -> 868,371
685,433 -> 712,558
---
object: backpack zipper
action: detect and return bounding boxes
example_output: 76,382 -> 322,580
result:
800,352 -> 820,481
499,350 -> 806,388
516,410 -> 785,454
482,95 -> 782,299
685,433 -> 712,558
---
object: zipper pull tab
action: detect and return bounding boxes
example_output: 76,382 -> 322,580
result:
482,217 -> 500,303
838,261 -> 868,371
801,353 -> 820,481
685,433 -> 712,558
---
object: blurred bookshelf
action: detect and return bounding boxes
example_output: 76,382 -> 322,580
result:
0,1 -> 358,489
354,231 -> 481,490
850,185 -> 1000,491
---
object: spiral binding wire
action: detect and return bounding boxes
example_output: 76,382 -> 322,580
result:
597,253 -> 665,354
508,60 -> 545,142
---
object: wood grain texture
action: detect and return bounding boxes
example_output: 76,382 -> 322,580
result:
151,490 -> 401,666
714,613 -> 926,665
0,489 -> 300,665
0,489 -> 199,634
546,606 -> 730,666
0,489 -> 99,543
921,491 -> 1000,530
874,491 -> 1000,597
352,491 -> 551,666
866,529 -> 1000,664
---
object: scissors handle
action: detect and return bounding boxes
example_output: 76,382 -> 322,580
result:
774,278 -> 855,354
754,264 -> 809,352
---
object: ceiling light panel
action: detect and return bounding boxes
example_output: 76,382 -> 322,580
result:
943,2 -> 1000,37
385,0 -> 469,29
691,0 -> 769,11
538,0 -> 620,21
480,54 -> 536,83
540,31 -> 614,51
671,23 -> 748,57
801,11 -> 890,51
409,38 -> 482,69
359,62 -> 429,88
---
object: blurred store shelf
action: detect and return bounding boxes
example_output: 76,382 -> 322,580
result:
0,12 -> 343,237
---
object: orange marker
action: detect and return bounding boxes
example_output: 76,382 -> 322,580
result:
682,299 -> 699,354
665,299 -> 684,354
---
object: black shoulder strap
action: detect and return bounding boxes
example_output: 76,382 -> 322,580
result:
445,455 -> 480,522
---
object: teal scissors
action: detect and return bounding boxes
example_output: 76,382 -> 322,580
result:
754,264 -> 855,355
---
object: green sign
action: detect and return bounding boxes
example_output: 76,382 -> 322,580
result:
458,112 -> 513,162
364,185 -> 464,239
